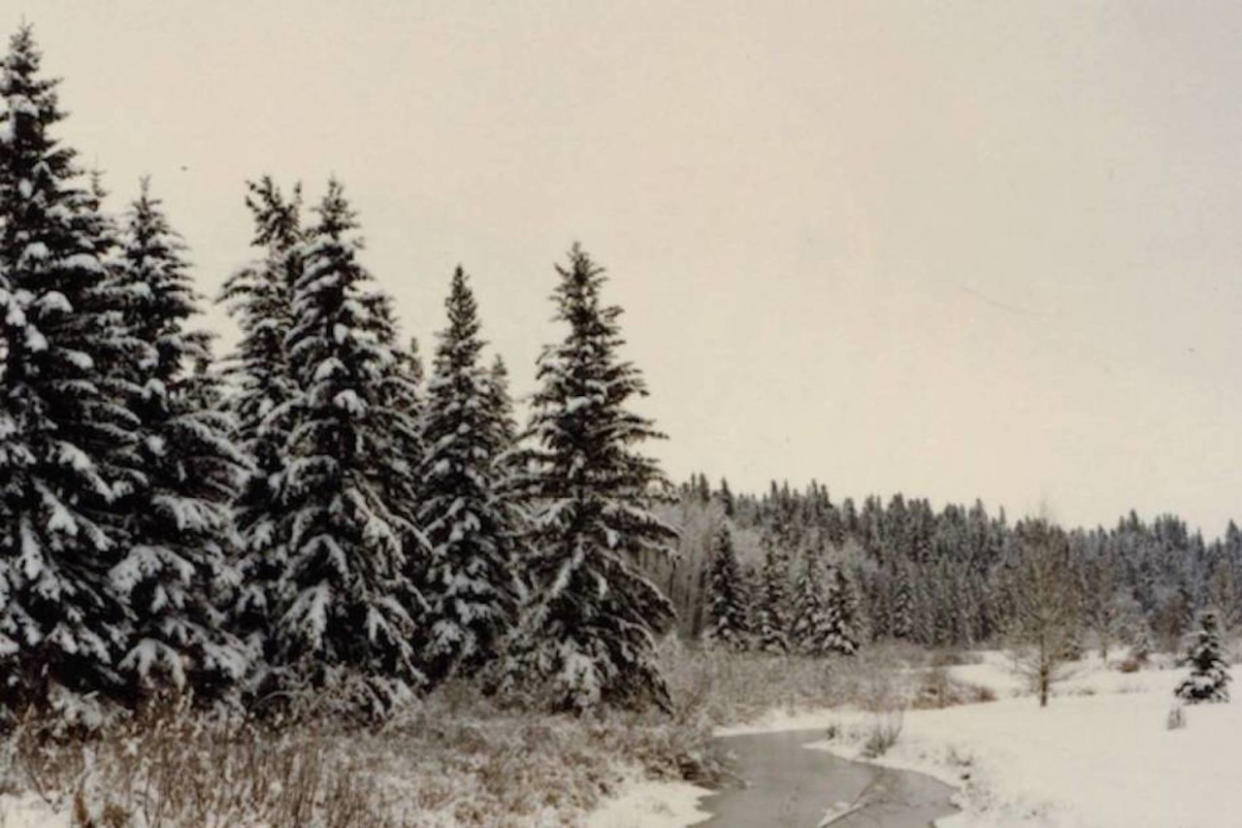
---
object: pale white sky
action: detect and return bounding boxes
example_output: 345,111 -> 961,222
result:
12,1 -> 1242,534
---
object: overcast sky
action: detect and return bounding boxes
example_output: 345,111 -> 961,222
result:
11,1 -> 1242,535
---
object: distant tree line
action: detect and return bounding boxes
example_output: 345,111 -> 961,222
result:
659,475 -> 1242,657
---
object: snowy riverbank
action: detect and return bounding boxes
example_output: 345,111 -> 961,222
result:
590,650 -> 1238,828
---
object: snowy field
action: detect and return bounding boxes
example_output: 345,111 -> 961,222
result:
585,777 -> 714,828
0,794 -> 68,828
591,650 -> 1238,828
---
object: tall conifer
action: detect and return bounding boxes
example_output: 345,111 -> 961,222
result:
706,523 -> 748,649
503,245 -> 676,712
417,267 -> 518,681
219,178 -> 302,654
272,180 -> 424,715
109,181 -> 248,700
0,27 -> 141,720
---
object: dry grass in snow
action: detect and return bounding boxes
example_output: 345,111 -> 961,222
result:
0,670 -> 726,828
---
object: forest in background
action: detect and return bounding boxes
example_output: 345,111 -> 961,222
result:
654,475 -> 1241,656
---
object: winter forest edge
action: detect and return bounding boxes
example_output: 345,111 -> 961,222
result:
1,22 -> 1239,827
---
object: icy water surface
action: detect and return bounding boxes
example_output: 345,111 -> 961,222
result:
694,728 -> 958,827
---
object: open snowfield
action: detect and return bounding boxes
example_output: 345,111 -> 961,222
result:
592,649 -> 1240,828
584,776 -> 714,828
0,794 -> 68,828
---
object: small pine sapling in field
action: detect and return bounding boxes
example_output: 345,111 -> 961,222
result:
1174,611 -> 1231,704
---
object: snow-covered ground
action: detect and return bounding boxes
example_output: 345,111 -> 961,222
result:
592,650 -> 1239,828
584,775 -> 714,828
10,651 -> 1228,827
0,794 -> 69,828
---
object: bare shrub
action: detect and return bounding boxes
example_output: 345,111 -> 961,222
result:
1117,657 -> 1141,674
972,684 -> 998,703
1008,520 -> 1080,707
914,666 -> 952,709
928,649 -> 983,668
910,665 -> 995,710
860,711 -> 903,759
657,637 -> 846,725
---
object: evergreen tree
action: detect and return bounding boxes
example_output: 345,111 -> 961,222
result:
0,26 -> 142,719
417,267 -> 519,682
364,290 -> 425,577
891,568 -> 914,640
406,336 -> 425,386
1174,611 -> 1231,703
821,564 -> 859,655
482,354 -> 530,604
705,523 -> 748,649
718,477 -> 735,518
272,180 -> 425,715
109,180 -> 248,701
483,354 -> 523,496
754,537 -> 789,654
502,245 -> 676,712
218,177 -> 302,655
485,355 -> 517,446
790,550 -> 831,655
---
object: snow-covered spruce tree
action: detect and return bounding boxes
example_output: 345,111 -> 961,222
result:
0,26 -> 143,721
484,355 -> 519,459
218,177 -> 302,657
705,523 -> 748,649
789,550 -> 828,654
890,569 -> 914,640
417,267 -> 519,682
820,564 -> 859,655
272,180 -> 425,716
109,180 -> 249,702
482,354 -> 532,605
501,244 -> 676,713
362,291 -> 424,546
1175,611 -> 1231,704
754,537 -> 790,654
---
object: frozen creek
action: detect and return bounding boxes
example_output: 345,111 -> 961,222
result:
694,728 -> 958,827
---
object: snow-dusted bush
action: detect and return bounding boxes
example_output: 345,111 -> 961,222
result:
1175,611 -> 1231,704
861,710 -> 904,758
